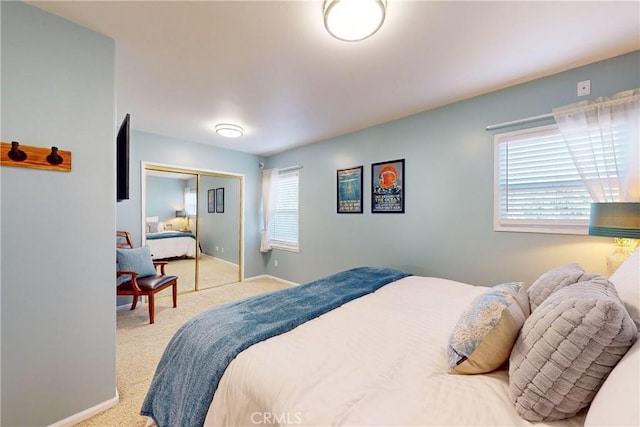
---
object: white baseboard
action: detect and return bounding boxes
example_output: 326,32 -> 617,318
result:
210,255 -> 239,268
245,274 -> 299,286
48,388 -> 119,427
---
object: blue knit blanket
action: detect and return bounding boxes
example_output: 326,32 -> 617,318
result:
146,231 -> 195,240
140,266 -> 411,427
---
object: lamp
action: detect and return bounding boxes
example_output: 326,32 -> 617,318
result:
215,123 -> 243,138
175,210 -> 189,231
323,0 -> 386,42
589,202 -> 640,274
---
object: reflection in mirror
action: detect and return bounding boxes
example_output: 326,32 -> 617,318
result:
197,175 -> 241,290
143,165 -> 242,295
145,170 -> 198,294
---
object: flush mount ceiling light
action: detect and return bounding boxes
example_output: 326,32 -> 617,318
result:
323,0 -> 386,42
215,123 -> 243,138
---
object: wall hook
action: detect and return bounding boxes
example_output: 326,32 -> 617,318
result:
46,146 -> 63,165
8,141 -> 27,162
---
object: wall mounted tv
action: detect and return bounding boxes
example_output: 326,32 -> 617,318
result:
116,113 -> 130,202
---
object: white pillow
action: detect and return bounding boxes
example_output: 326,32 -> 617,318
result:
609,248 -> 640,326
585,249 -> 639,426
584,338 -> 640,427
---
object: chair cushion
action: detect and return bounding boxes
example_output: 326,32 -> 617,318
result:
116,246 -> 157,278
117,275 -> 177,292
136,275 -> 177,292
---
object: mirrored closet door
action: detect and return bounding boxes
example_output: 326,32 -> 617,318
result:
142,163 -> 243,294
197,175 -> 241,291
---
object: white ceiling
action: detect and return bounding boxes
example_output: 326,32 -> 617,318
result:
28,1 -> 640,157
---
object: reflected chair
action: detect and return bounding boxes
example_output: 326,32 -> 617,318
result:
116,230 -> 133,248
116,231 -> 177,324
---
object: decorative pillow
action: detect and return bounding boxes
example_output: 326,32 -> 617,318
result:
609,248 -> 640,326
527,263 -> 595,311
584,338 -> 639,427
116,246 -> 157,279
509,275 -> 638,422
447,282 -> 529,374
116,259 -> 130,286
147,221 -> 160,233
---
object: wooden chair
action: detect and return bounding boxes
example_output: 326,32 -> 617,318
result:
116,231 -> 177,324
116,230 -> 133,248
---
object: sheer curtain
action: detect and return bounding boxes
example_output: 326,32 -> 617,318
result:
552,88 -> 640,202
260,168 -> 279,252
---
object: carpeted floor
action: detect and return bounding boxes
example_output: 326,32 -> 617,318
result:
160,253 -> 240,295
75,276 -> 294,427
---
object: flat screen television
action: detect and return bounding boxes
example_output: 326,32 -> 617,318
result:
116,113 -> 130,202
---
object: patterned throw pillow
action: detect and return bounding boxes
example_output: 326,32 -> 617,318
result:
447,282 -> 529,374
509,275 -> 638,422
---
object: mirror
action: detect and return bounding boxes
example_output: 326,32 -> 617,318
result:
142,164 -> 242,294
197,175 -> 241,291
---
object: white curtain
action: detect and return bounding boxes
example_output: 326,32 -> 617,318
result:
552,88 -> 640,202
260,168 -> 279,253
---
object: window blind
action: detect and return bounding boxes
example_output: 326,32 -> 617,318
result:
495,124 -> 604,233
184,188 -> 197,216
269,170 -> 299,250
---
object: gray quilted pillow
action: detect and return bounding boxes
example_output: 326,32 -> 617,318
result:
527,263 -> 596,311
509,275 -> 638,421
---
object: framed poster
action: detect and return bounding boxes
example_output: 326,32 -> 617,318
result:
371,159 -> 405,213
337,165 -> 363,214
207,189 -> 215,213
215,187 -> 225,213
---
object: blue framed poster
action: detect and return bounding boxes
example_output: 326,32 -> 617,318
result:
371,159 -> 404,213
337,165 -> 363,213
215,187 -> 224,213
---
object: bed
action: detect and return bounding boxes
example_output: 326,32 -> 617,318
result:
141,251 -> 640,427
145,231 -> 197,260
144,216 -> 197,260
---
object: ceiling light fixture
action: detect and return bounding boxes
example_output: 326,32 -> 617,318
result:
323,0 -> 386,42
215,123 -> 243,138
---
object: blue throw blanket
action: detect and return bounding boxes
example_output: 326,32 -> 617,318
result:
146,231 -> 196,240
140,266 -> 411,427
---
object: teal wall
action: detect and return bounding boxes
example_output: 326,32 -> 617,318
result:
199,175 -> 242,265
146,175 -> 186,224
264,51 -> 640,286
1,2 -> 116,425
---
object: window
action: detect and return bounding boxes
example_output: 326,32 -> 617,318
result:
269,170 -> 299,251
184,187 -> 197,216
494,124 -> 593,234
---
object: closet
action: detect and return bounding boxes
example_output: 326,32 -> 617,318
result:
142,162 -> 243,293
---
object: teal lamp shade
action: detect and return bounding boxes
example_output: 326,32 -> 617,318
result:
589,203 -> 640,238
175,210 -> 187,218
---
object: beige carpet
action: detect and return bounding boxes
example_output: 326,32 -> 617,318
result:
161,254 -> 240,295
76,276 -> 293,427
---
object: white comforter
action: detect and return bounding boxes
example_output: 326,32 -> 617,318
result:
145,232 -> 196,260
206,276 -> 585,426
